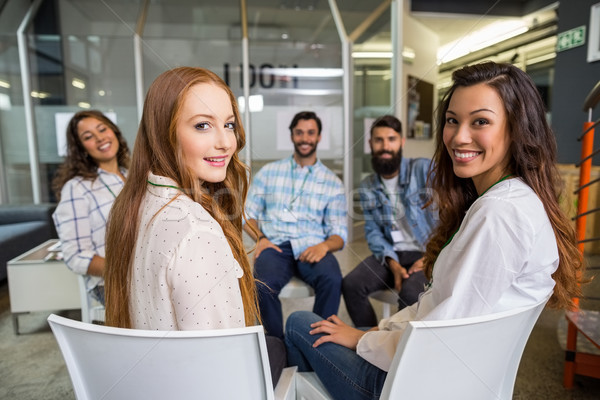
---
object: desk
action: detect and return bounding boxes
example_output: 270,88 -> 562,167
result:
7,239 -> 81,334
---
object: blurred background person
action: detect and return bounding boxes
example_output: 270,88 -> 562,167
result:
52,110 -> 130,305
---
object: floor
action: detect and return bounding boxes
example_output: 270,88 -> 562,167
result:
1,239 -> 599,399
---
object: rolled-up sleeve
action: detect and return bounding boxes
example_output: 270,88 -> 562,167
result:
246,169 -> 266,221
356,302 -> 418,371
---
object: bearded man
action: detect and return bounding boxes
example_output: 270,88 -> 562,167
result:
245,111 -> 347,339
342,115 -> 438,327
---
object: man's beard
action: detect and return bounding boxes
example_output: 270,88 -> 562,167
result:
371,148 -> 402,176
294,141 -> 317,159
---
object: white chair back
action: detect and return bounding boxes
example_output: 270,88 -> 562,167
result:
48,314 -> 276,400
380,295 -> 550,400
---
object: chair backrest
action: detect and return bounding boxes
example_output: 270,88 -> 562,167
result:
48,314 -> 275,400
380,295 -> 550,400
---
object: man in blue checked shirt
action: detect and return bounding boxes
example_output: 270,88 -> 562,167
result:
342,115 -> 437,327
244,111 -> 347,339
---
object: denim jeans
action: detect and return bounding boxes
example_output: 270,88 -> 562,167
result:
254,241 -> 342,339
342,251 -> 427,327
285,311 -> 387,400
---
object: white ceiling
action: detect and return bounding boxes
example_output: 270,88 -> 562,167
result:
0,0 -> 556,57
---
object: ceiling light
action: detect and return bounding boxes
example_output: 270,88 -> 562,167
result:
269,68 -> 343,78
78,102 -> 91,109
438,20 -> 529,64
402,47 -> 416,61
31,91 -> 50,99
352,51 -> 393,59
525,52 -> 556,65
72,78 -> 86,89
0,80 -> 10,89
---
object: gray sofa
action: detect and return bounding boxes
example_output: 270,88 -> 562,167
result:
0,204 -> 58,281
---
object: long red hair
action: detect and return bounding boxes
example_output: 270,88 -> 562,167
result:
105,67 -> 259,328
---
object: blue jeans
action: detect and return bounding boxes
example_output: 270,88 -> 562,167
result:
285,311 -> 387,400
254,241 -> 342,339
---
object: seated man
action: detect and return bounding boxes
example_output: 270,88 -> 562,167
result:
342,115 -> 438,327
245,111 -> 347,339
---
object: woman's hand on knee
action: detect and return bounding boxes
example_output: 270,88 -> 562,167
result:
309,315 -> 366,350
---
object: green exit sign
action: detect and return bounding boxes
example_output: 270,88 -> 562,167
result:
556,26 -> 586,52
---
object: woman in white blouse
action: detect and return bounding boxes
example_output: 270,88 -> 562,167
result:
104,67 -> 289,384
284,62 -> 584,400
104,66 -> 260,331
52,110 -> 130,305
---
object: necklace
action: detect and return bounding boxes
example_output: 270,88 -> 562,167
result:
146,180 -> 184,192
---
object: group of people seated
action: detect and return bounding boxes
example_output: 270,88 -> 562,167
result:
51,62 -> 583,400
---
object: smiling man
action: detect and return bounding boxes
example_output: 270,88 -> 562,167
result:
244,111 -> 347,339
342,115 -> 438,327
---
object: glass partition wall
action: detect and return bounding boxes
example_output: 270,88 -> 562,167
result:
0,0 -> 395,236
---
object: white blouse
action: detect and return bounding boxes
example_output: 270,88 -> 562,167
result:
130,173 -> 245,331
356,178 -> 558,371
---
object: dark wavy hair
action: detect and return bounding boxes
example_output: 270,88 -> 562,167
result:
52,110 -> 130,199
423,61 -> 583,310
370,115 -> 403,137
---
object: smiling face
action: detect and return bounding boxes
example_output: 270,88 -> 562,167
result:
443,83 -> 512,194
291,118 -> 321,162
176,82 -> 237,183
77,117 -> 120,169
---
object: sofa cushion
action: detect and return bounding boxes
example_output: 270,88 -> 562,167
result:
1,222 -> 54,279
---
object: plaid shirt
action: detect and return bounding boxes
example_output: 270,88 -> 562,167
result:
53,168 -> 126,292
246,156 -> 347,259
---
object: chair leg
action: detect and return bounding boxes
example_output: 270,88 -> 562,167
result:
382,303 -> 391,319
563,319 -> 578,388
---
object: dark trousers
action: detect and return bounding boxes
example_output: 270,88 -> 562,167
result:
342,251 -> 428,327
254,241 -> 342,339
265,335 -> 287,386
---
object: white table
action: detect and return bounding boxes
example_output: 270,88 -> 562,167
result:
7,239 -> 81,334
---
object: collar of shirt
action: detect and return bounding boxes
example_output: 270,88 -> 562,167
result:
147,172 -> 183,199
97,166 -> 128,180
289,155 -> 322,174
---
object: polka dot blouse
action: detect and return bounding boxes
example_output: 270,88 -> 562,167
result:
130,172 -> 245,331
